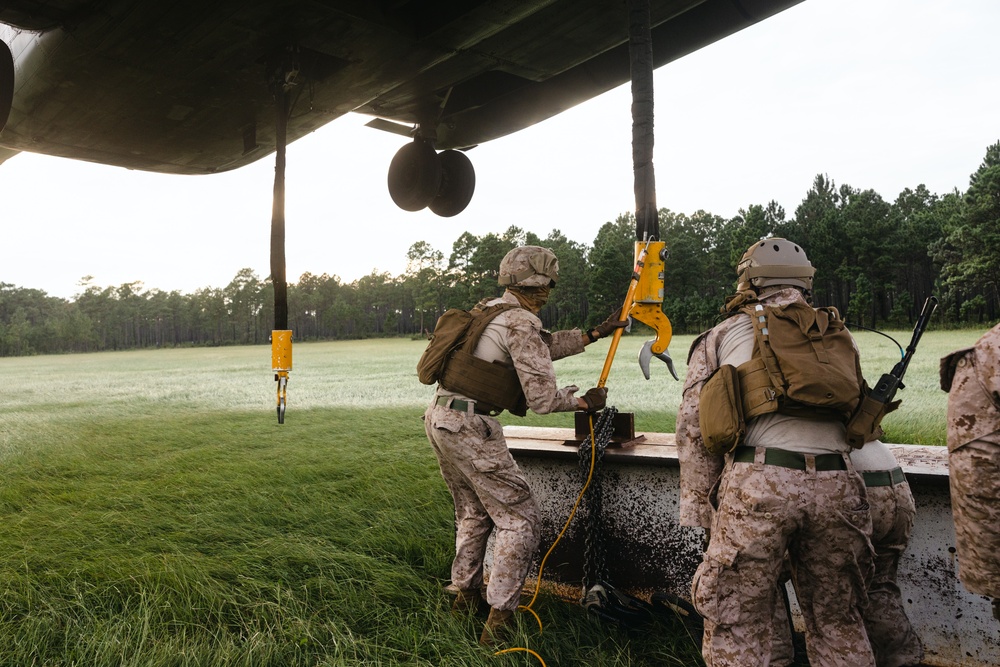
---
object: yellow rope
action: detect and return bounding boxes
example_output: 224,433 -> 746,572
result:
521,413 -> 597,615
494,647 -> 547,666
494,414 -> 599,661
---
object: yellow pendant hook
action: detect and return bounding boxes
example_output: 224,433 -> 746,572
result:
271,330 -> 293,423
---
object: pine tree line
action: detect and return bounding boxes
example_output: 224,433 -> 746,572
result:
2,142 -> 998,357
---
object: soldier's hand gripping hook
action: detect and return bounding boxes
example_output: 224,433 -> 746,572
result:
629,240 -> 678,380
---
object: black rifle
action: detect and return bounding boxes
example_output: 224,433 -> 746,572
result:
869,295 -> 939,404
847,296 -> 938,448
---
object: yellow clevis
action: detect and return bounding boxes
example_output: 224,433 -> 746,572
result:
627,241 -> 678,381
271,330 -> 293,424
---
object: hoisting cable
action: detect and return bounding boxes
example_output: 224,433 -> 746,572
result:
576,0 -> 675,632
597,0 -> 678,388
623,0 -> 677,381
269,52 -> 297,424
630,0 -> 658,244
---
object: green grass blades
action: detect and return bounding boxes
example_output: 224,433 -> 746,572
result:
0,407 -> 701,665
848,328 -> 985,445
0,329 -> 987,664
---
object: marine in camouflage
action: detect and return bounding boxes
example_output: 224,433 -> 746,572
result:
847,439 -> 924,667
424,404 -> 540,611
943,323 -> 1000,599
769,457 -> 922,667
676,318 -> 738,529
679,281 -> 876,666
425,279 -> 590,613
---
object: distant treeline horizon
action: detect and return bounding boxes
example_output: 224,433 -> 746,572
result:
2,141 -> 998,357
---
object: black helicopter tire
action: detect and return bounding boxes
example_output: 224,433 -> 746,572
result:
429,149 -> 476,217
387,140 -> 441,211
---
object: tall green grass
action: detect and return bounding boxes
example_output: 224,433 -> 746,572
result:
0,329 -> 986,664
0,341 -> 707,666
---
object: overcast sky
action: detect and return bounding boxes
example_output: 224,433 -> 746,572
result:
1,0 -> 997,300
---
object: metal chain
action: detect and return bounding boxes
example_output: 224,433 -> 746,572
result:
579,406 -> 617,597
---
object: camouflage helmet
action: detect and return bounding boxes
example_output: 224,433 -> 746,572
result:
498,245 -> 559,288
736,238 -> 814,291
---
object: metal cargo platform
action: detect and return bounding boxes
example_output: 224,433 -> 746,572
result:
492,426 -> 997,667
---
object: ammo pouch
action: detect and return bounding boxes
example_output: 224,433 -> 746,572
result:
439,349 -> 528,416
736,357 -> 777,420
845,389 -> 901,449
699,364 -> 745,455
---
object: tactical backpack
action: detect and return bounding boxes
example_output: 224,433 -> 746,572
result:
417,302 -> 528,415
417,302 -> 516,384
699,298 -> 866,454
737,300 -> 864,423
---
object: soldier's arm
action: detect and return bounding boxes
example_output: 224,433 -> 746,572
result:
507,313 -> 580,414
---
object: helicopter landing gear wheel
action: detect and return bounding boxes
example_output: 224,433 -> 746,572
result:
429,149 -> 475,217
387,140 -> 441,211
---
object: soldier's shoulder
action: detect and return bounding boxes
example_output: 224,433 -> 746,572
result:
499,305 -> 541,330
687,315 -> 746,363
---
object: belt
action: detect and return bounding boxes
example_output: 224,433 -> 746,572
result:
436,396 -> 490,415
733,446 -> 848,471
863,467 -> 906,487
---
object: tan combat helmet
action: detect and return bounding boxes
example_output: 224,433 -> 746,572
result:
498,245 -> 559,288
736,238 -> 815,291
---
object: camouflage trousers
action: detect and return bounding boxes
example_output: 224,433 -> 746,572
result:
950,439 -> 1000,597
693,447 -> 875,667
771,479 -> 924,667
769,572 -> 796,667
863,480 -> 923,667
424,403 -> 540,612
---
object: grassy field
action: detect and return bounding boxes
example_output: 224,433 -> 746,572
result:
0,329 -> 987,665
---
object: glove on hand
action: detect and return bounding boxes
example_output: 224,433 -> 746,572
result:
592,308 -> 630,339
580,387 -> 608,412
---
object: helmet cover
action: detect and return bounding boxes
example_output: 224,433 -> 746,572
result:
498,245 -> 559,288
736,238 -> 814,291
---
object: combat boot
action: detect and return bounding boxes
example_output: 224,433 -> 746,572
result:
479,607 -> 515,647
451,588 -> 487,616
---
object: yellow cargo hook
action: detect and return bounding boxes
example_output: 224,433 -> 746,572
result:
628,240 -> 678,380
597,240 -> 677,387
271,330 -> 292,423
